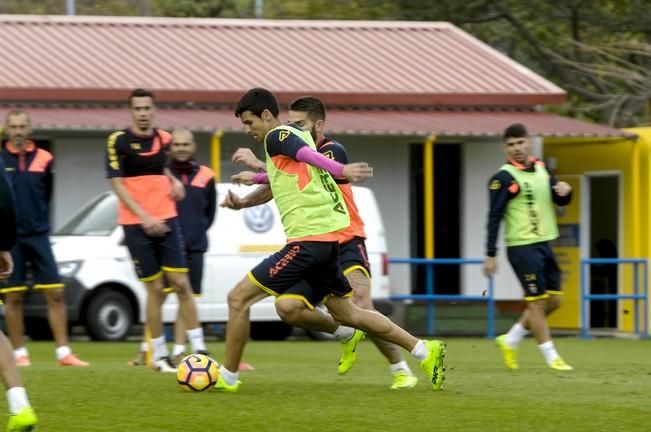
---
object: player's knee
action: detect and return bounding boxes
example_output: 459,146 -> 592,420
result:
3,293 -> 23,308
227,283 -> 250,311
44,289 -> 65,304
275,300 -> 304,325
547,295 -> 562,312
527,299 -> 547,315
347,272 -> 371,302
147,286 -> 167,305
328,303 -> 358,327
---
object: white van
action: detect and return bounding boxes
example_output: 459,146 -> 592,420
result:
20,184 -> 391,341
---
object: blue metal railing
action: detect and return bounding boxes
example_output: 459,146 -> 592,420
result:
580,258 -> 649,338
388,258 -> 495,338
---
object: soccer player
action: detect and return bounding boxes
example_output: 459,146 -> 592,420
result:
215,88 -> 445,393
0,154 -> 38,431
106,89 -> 207,372
226,96 -> 418,389
128,128 -> 216,367
0,110 -> 89,367
483,123 -> 573,371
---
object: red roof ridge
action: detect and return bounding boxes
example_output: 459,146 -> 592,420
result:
0,14 -> 456,30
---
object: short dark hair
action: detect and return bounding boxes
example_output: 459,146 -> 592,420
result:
5,110 -> 31,125
128,88 -> 155,107
234,88 -> 279,118
503,123 -> 528,140
289,96 -> 326,121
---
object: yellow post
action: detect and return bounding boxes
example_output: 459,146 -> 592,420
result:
632,137 -> 640,258
630,136 -> 642,328
211,129 -> 224,182
423,135 -> 436,258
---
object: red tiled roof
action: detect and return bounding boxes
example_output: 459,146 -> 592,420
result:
0,15 -> 565,107
0,106 -> 628,138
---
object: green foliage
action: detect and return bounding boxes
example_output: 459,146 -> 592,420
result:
14,339 -> 651,431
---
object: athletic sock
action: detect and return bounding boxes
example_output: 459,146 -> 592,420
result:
13,347 -> 28,360
332,326 -> 355,341
410,340 -> 429,361
6,387 -> 30,415
152,336 -> 169,360
55,345 -> 72,360
505,322 -> 529,348
219,365 -> 239,386
390,360 -> 413,375
187,327 -> 207,352
172,344 -> 186,357
538,341 -> 560,364
139,341 -> 148,352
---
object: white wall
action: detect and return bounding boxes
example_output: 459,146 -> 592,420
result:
461,139 -> 518,299
460,138 -> 543,300
331,134 -> 413,296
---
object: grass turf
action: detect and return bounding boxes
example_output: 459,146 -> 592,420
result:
10,338 -> 651,431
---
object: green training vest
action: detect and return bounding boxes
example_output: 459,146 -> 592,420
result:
500,163 -> 559,246
264,125 -> 349,240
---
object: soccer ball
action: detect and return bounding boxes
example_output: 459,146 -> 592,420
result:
176,354 -> 220,392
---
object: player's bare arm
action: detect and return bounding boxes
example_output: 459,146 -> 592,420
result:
164,167 -> 185,201
232,148 -> 266,171
342,162 -> 373,183
0,251 -> 13,280
552,181 -> 572,197
231,170 -> 259,186
221,185 -> 273,210
482,256 -> 497,277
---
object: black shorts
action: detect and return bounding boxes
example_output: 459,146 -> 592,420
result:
123,218 -> 187,281
506,242 -> 562,301
186,251 -> 204,296
339,237 -> 371,278
1,233 -> 63,294
163,250 -> 204,296
248,241 -> 353,309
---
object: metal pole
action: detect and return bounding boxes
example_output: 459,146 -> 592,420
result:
425,264 -> 435,335
67,0 -> 75,15
486,276 -> 495,339
580,260 -> 588,338
645,260 -> 649,338
634,262 -> 639,335
255,0 -> 264,18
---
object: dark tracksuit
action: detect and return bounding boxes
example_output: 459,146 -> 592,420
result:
169,159 -> 216,295
1,142 -> 62,291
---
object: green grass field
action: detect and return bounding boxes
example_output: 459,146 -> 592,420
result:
12,338 -> 651,431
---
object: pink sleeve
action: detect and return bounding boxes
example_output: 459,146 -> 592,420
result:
253,172 -> 269,184
295,146 -> 344,177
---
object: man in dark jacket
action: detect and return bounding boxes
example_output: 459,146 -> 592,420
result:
0,110 -> 89,367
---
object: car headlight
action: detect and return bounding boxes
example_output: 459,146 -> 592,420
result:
58,261 -> 82,278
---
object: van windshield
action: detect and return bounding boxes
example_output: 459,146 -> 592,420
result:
56,193 -> 118,236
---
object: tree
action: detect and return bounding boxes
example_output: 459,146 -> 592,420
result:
392,0 -> 651,126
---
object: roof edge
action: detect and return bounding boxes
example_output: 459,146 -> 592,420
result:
0,14 -> 457,29
0,88 -> 566,107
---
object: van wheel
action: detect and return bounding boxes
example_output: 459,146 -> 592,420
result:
85,290 -> 133,341
250,321 -> 293,340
